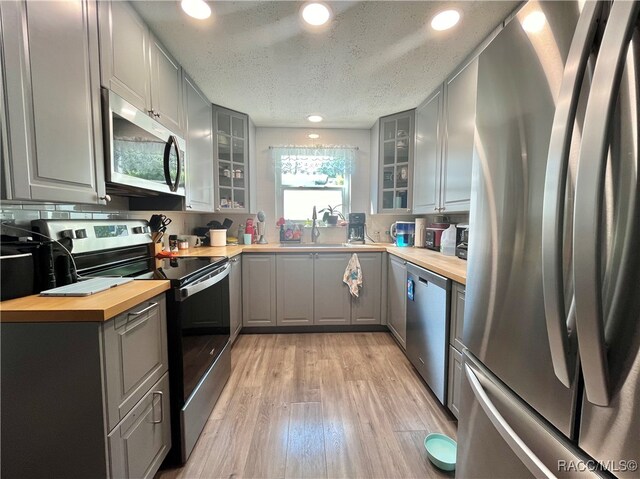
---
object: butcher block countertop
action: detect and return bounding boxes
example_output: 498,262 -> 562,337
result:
0,280 -> 170,323
386,246 -> 467,285
172,243 -> 387,257
174,243 -> 466,285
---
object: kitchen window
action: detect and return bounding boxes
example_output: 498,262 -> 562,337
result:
273,147 -> 356,222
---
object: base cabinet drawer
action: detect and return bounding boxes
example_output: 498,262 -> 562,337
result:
103,295 -> 168,431
108,372 -> 171,479
447,346 -> 463,419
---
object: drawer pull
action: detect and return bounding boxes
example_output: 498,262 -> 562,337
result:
152,391 -> 164,424
129,302 -> 158,317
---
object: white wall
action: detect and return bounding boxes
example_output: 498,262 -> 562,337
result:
208,127 -> 372,243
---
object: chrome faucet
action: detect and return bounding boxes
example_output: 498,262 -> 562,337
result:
311,206 -> 320,243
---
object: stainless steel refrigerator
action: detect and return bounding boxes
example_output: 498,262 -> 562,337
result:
458,0 -> 640,477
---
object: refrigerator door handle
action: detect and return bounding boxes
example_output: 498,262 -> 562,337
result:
541,0 -> 602,388
464,363 -> 556,479
574,0 -> 640,407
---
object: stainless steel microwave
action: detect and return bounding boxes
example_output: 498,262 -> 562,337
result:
102,89 -> 185,196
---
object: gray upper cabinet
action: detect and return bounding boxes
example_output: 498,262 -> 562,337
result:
149,35 -> 183,134
277,254 -> 314,326
229,256 -> 243,343
314,253 -> 351,325
98,1 -> 149,113
242,254 -> 276,327
1,0 -> 106,204
99,1 -> 183,134
413,86 -> 444,214
378,110 -> 415,213
183,74 -> 214,212
387,255 -> 407,348
214,106 -> 250,212
351,253 -> 383,325
441,57 -> 478,213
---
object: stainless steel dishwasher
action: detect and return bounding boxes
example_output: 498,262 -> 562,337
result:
406,263 -> 450,405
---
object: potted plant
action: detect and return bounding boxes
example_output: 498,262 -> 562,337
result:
319,204 -> 345,226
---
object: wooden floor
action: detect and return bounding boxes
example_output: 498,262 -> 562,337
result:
159,332 -> 457,479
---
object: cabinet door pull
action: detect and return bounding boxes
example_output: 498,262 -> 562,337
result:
128,302 -> 158,317
152,391 -> 164,424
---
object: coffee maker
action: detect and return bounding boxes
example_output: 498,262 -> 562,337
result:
347,213 -> 366,244
456,224 -> 469,260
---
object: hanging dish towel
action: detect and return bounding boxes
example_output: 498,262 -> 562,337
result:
343,253 -> 363,297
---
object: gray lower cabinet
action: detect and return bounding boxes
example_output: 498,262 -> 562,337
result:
242,254 -> 277,327
0,294 -> 170,479
103,298 -> 169,431
99,1 -> 183,134
351,252 -> 383,325
183,74 -> 215,212
108,372 -> 171,479
449,282 -> 466,351
277,253 -> 314,325
447,345 -> 463,419
387,254 -> 407,348
313,253 -> 352,325
229,256 -> 243,342
447,282 -> 465,418
1,0 -> 106,204
243,252 -> 384,327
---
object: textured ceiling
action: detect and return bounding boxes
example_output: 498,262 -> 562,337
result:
133,1 -> 519,128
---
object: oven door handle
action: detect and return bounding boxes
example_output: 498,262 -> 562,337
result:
176,262 -> 230,301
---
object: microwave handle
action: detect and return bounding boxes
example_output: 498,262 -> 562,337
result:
163,135 -> 182,192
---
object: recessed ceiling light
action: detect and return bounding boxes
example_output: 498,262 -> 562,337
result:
308,133 -> 320,139
301,2 -> 332,26
181,0 -> 211,20
522,11 -> 546,33
307,115 -> 323,123
430,10 -> 461,31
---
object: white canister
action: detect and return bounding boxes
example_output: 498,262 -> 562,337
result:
210,229 -> 227,247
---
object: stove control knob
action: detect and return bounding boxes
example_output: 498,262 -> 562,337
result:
60,229 -> 76,240
75,229 -> 87,239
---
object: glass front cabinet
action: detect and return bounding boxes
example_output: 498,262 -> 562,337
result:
214,105 -> 250,212
378,110 -> 415,213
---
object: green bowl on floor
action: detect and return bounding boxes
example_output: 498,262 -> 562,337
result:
424,433 -> 457,471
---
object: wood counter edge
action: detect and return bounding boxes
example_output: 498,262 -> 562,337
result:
0,281 -> 171,323
386,249 -> 467,285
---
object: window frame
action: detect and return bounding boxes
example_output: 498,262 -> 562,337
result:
275,155 -> 351,222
